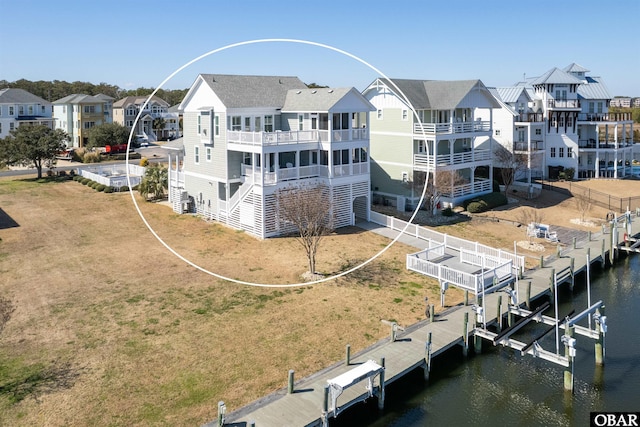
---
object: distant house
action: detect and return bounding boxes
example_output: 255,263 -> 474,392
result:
53,94 -> 114,148
486,63 -> 635,181
168,74 -> 374,238
362,78 -> 500,209
610,97 -> 631,108
113,95 -> 179,142
0,88 -> 54,139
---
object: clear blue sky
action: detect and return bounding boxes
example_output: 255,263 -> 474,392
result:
1,0 -> 638,96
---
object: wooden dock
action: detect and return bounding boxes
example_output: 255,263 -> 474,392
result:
210,215 -> 639,427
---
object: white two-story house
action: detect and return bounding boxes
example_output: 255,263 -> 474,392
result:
169,74 -> 374,238
362,78 -> 500,210
0,88 -> 54,139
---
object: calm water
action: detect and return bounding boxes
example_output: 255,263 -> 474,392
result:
334,255 -> 640,427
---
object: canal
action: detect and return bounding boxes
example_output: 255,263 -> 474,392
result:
334,254 -> 640,426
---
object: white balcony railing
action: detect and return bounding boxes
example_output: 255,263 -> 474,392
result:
414,149 -> 491,169
413,121 -> 491,135
228,128 -> 368,146
241,162 -> 367,186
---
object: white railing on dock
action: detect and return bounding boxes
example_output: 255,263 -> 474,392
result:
371,211 -> 525,272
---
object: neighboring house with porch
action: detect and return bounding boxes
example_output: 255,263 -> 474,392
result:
113,95 -> 179,142
53,94 -> 113,148
0,88 -> 54,139
484,63 -> 635,182
362,78 -> 500,210
169,73 -> 374,238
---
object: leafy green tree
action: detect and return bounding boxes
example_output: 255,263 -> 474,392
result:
138,164 -> 168,200
87,123 -> 130,149
0,125 -> 68,178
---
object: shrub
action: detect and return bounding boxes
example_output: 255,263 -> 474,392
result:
73,175 -> 82,182
96,184 -> 106,192
463,192 -> 508,213
81,178 -> 90,185
104,186 -> 114,193
119,186 -> 129,192
132,185 -> 139,191
467,201 -> 487,213
140,157 -> 149,167
90,181 -> 100,189
442,206 -> 454,217
564,167 -> 575,180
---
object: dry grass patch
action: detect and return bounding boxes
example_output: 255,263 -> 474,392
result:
0,176 -> 458,426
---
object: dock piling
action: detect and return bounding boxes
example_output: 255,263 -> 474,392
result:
217,401 -> 226,427
424,332 -> 432,381
378,357 -> 385,410
429,304 -> 434,323
595,306 -> 607,366
462,312 -> 469,357
497,295 -> 503,332
345,344 -> 351,366
563,325 -> 576,392
526,281 -> 531,309
288,370 -> 295,394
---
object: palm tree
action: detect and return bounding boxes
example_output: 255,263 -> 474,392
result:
138,164 -> 168,201
152,117 -> 166,141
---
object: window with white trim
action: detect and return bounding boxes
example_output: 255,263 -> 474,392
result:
377,109 -> 383,120
206,147 -> 211,161
230,116 -> 241,131
214,115 -> 219,136
559,147 -> 564,157
264,115 -> 273,132
194,146 -> 200,164
84,105 -> 95,113
567,147 -> 573,158
402,109 -> 408,121
197,115 -> 201,134
550,147 -> 556,157
535,128 -> 541,135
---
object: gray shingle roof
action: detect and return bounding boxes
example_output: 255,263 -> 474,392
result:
199,74 -> 307,108
282,87 -> 373,112
0,88 -> 50,104
376,78 -> 500,110
113,95 -> 169,108
53,94 -> 107,104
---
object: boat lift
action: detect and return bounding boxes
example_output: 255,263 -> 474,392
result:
473,255 -> 608,392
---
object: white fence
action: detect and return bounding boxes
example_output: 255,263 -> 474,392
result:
79,163 -> 145,189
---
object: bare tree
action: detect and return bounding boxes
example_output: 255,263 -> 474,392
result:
408,170 -> 465,215
276,183 -> 335,276
516,208 -> 545,243
494,144 -> 528,196
575,194 -> 592,222
0,296 -> 14,336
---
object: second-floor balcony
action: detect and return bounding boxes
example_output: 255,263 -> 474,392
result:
227,128 -> 368,147
514,140 -> 544,152
515,113 -> 544,123
413,121 -> 491,135
547,99 -> 580,109
413,149 -> 491,170
241,161 -> 369,185
578,112 -> 633,122
578,139 -> 635,149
